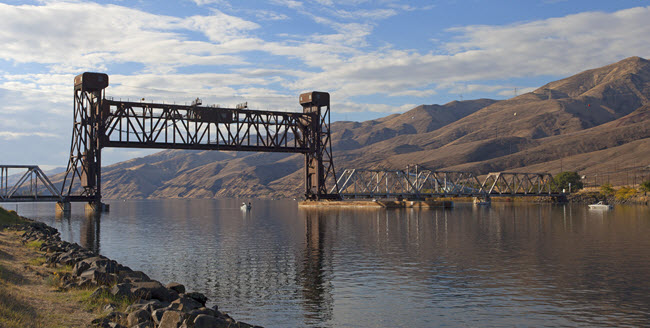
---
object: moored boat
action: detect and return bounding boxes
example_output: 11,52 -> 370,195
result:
588,201 -> 613,210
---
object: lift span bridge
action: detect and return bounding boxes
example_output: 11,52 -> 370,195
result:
58,72 -> 339,210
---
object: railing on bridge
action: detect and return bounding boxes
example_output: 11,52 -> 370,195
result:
334,165 -> 560,199
0,165 -> 62,202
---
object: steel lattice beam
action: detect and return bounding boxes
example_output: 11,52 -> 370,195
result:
0,165 -> 62,202
336,166 -> 561,199
60,73 -> 340,204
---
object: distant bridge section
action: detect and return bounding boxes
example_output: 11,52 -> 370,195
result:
334,165 -> 561,200
0,165 -> 62,202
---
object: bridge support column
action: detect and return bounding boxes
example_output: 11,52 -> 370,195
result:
85,201 -> 109,213
61,73 -> 109,206
473,196 -> 491,205
299,92 -> 339,200
55,202 -> 71,216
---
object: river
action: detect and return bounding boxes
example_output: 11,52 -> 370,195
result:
11,200 -> 650,327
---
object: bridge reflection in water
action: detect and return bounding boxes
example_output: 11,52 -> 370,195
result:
11,200 -> 650,327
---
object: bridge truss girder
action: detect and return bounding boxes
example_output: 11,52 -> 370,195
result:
0,165 -> 62,202
60,72 -> 339,203
481,172 -> 557,195
335,165 -> 560,199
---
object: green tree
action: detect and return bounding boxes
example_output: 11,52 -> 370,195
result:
640,180 -> 650,196
600,183 -> 615,197
554,171 -> 583,192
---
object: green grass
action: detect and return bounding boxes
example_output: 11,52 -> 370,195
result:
53,264 -> 73,273
25,240 -> 44,250
27,257 -> 46,266
75,288 -> 135,313
0,206 -> 27,227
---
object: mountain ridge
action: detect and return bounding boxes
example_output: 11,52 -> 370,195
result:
51,56 -> 650,199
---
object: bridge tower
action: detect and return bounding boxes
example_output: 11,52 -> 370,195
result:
300,92 -> 340,200
61,73 -> 109,210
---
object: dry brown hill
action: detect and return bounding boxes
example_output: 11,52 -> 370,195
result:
52,56 -> 650,199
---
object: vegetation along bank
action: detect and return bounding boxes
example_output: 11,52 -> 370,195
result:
0,206 -> 261,328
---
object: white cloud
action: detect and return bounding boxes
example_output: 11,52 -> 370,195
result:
0,131 -> 60,140
336,101 -> 416,113
389,89 -> 437,97
287,6 -> 650,98
183,9 -> 260,43
0,2 -> 251,72
255,10 -> 289,21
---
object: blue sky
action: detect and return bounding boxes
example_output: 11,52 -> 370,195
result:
1,0 -> 650,168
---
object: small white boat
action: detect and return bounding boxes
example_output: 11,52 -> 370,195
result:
241,202 -> 251,211
588,201 -> 613,210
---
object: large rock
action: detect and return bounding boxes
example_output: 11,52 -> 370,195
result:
73,261 -> 91,276
126,309 -> 152,327
118,270 -> 151,283
193,314 -> 227,328
187,307 -> 218,324
158,310 -> 187,328
84,256 -> 119,274
111,283 -> 136,299
126,299 -> 168,314
170,296 -> 202,312
151,308 -> 167,325
185,292 -> 207,306
131,281 -> 177,302
166,282 -> 185,294
79,268 -> 117,286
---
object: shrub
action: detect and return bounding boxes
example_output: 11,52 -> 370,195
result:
615,186 -> 637,201
600,183 -> 615,197
640,180 -> 650,196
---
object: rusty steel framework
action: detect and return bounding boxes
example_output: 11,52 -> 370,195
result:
335,165 -> 560,199
0,165 -> 62,202
60,72 -> 339,205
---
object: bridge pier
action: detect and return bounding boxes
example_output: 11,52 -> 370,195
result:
473,196 -> 491,205
55,202 -> 71,215
85,202 -> 109,213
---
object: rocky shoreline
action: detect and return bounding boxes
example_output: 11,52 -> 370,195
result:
19,220 -> 261,328
566,191 -> 650,206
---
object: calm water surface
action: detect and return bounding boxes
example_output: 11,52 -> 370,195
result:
12,200 -> 650,327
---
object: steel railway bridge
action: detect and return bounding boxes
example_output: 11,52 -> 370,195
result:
0,72 -> 562,211
335,166 -> 562,200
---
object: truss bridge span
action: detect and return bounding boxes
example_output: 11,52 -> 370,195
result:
334,165 -> 562,200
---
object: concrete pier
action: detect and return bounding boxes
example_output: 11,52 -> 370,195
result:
55,202 -> 71,216
84,202 -> 110,213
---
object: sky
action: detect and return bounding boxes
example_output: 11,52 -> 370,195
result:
1,0 -> 650,169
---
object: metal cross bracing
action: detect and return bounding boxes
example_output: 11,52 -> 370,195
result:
102,100 -> 311,153
335,165 -> 561,199
60,72 -> 339,205
0,165 -> 62,202
481,172 -> 558,195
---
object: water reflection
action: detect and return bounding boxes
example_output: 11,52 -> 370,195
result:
11,201 -> 650,327
299,211 -> 333,324
81,212 -> 101,253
